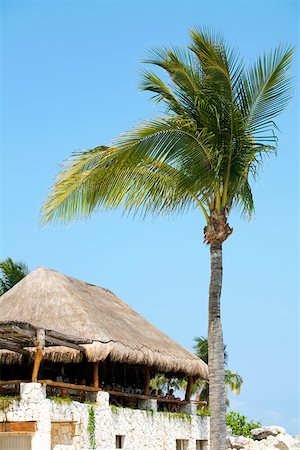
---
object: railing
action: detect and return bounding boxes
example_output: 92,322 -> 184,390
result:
158,397 -> 207,414
107,389 -> 207,414
39,379 -> 99,403
107,389 -> 148,408
0,380 -> 207,415
0,380 -> 23,396
157,397 -> 196,413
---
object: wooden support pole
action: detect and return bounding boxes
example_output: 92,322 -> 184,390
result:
185,376 -> 193,401
93,362 -> 99,389
102,360 -> 107,384
31,329 -> 45,382
144,366 -> 150,396
32,348 -> 43,382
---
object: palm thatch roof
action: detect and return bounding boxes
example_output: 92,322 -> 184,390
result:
0,267 -> 208,378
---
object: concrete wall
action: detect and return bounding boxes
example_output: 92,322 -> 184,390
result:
0,383 -> 209,450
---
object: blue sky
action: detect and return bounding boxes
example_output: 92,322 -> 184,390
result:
1,0 -> 299,434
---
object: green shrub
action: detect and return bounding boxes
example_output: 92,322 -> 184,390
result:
159,411 -> 192,422
196,407 -> 210,417
226,411 -> 261,438
0,396 -> 20,411
49,396 -> 73,404
110,405 -> 120,413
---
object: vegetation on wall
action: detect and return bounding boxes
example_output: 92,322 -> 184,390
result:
160,411 -> 192,422
49,396 -> 73,405
87,406 -> 96,450
0,396 -> 20,411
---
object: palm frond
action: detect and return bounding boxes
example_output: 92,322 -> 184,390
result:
42,28 -> 294,226
0,258 -> 29,295
190,28 -> 234,100
41,142 -> 212,224
225,370 -> 243,395
144,46 -> 201,96
140,71 -> 186,115
245,45 -> 294,134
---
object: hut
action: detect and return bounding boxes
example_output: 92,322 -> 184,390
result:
0,267 -> 207,400
0,267 -> 209,450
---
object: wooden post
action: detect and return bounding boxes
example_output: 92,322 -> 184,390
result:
102,359 -> 106,384
185,376 -> 193,401
32,329 -> 45,382
93,362 -> 99,388
144,366 -> 150,396
32,348 -> 43,382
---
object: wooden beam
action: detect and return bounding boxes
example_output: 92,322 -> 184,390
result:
0,324 -> 23,331
0,380 -> 24,386
32,348 -> 43,382
185,376 -> 193,401
144,366 -> 150,396
38,379 -> 100,392
0,333 -> 30,340
47,329 -> 92,344
11,325 -> 36,337
0,339 -> 29,355
0,323 -> 92,344
44,334 -> 85,351
101,359 -> 107,383
0,422 -> 36,432
93,361 -> 99,388
0,322 -> 33,330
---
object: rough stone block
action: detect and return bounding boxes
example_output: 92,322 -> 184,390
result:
138,398 -> 157,412
180,401 -> 197,415
20,382 -> 46,402
96,390 -> 110,407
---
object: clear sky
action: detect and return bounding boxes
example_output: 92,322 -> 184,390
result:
0,0 -> 299,434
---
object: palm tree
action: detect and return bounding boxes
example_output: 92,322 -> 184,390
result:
0,257 -> 29,295
193,336 -> 243,406
225,370 -> 243,399
41,29 -> 293,450
150,374 -> 182,395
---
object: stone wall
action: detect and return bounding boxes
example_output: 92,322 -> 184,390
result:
227,427 -> 300,450
0,383 -> 209,450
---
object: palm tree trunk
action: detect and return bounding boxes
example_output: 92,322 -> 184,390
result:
208,242 -> 226,450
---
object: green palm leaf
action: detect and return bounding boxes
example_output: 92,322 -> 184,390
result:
0,258 -> 29,295
245,45 -> 294,134
41,29 -> 293,226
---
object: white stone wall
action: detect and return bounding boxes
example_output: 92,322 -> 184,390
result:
97,407 -> 209,450
0,383 -> 209,450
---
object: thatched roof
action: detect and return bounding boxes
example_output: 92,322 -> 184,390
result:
0,267 -> 208,378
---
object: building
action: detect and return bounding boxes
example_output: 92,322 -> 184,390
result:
0,267 -> 209,450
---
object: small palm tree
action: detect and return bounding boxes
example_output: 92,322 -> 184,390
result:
225,370 -> 243,398
193,336 -> 243,406
41,29 -> 293,450
0,258 -> 29,295
150,374 -> 181,395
